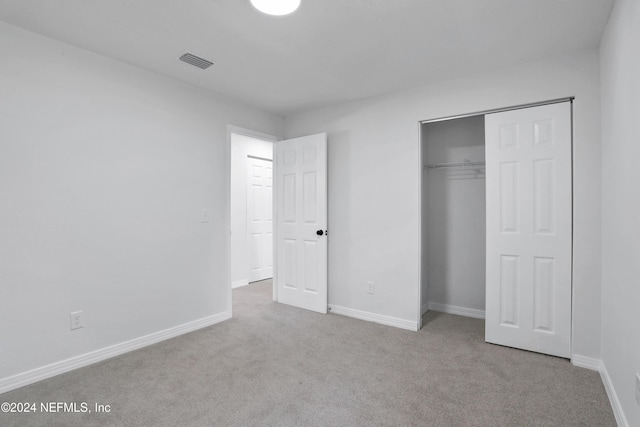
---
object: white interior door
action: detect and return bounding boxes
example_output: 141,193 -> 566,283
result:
275,133 -> 328,314
485,102 -> 572,358
247,156 -> 273,282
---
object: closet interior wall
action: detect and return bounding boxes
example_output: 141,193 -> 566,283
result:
421,115 -> 487,318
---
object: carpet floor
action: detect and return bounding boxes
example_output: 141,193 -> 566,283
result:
1,280 -> 615,426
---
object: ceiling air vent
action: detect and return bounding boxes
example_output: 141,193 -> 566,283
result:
179,53 -> 214,70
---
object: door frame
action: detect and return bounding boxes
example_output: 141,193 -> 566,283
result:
227,125 -> 279,317
417,96 -> 574,339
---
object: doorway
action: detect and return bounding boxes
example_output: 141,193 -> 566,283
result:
229,129 -> 329,316
419,99 -> 573,358
230,131 -> 275,291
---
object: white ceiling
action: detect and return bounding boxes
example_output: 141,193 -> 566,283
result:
0,0 -> 615,116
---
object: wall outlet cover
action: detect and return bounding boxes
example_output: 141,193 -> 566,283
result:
70,311 -> 83,330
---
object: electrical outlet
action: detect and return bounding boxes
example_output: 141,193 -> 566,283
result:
367,280 -> 375,295
636,373 -> 640,405
70,311 -> 83,330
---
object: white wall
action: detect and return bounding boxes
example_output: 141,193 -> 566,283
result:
230,133 -> 274,288
0,22 -> 283,389
422,117 -> 486,315
599,0 -> 640,424
285,49 -> 602,359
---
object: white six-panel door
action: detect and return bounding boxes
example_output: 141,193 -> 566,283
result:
275,133 -> 328,314
485,102 -> 572,358
247,157 -> 273,283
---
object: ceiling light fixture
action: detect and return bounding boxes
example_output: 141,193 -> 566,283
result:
250,0 -> 300,16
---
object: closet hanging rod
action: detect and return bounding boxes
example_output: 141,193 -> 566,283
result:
425,160 -> 486,169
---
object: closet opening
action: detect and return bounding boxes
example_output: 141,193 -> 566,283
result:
420,115 -> 487,326
418,98 -> 574,359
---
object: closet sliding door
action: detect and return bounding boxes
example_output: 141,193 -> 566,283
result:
485,102 -> 572,358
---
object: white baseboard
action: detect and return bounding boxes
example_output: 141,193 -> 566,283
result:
571,354 -> 601,371
328,305 -> 418,331
428,302 -> 486,319
600,363 -> 630,427
0,311 -> 231,395
232,279 -> 249,289
567,355 -> 630,427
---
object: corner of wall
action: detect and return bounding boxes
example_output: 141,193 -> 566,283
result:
599,362 -> 631,427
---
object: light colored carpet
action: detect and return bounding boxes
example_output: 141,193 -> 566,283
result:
1,279 -> 614,426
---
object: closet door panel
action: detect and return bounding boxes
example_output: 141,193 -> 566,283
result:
485,102 -> 572,358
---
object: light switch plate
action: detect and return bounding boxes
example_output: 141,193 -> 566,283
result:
367,280 -> 375,294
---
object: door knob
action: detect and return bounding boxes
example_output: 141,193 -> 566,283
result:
316,230 -> 324,236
